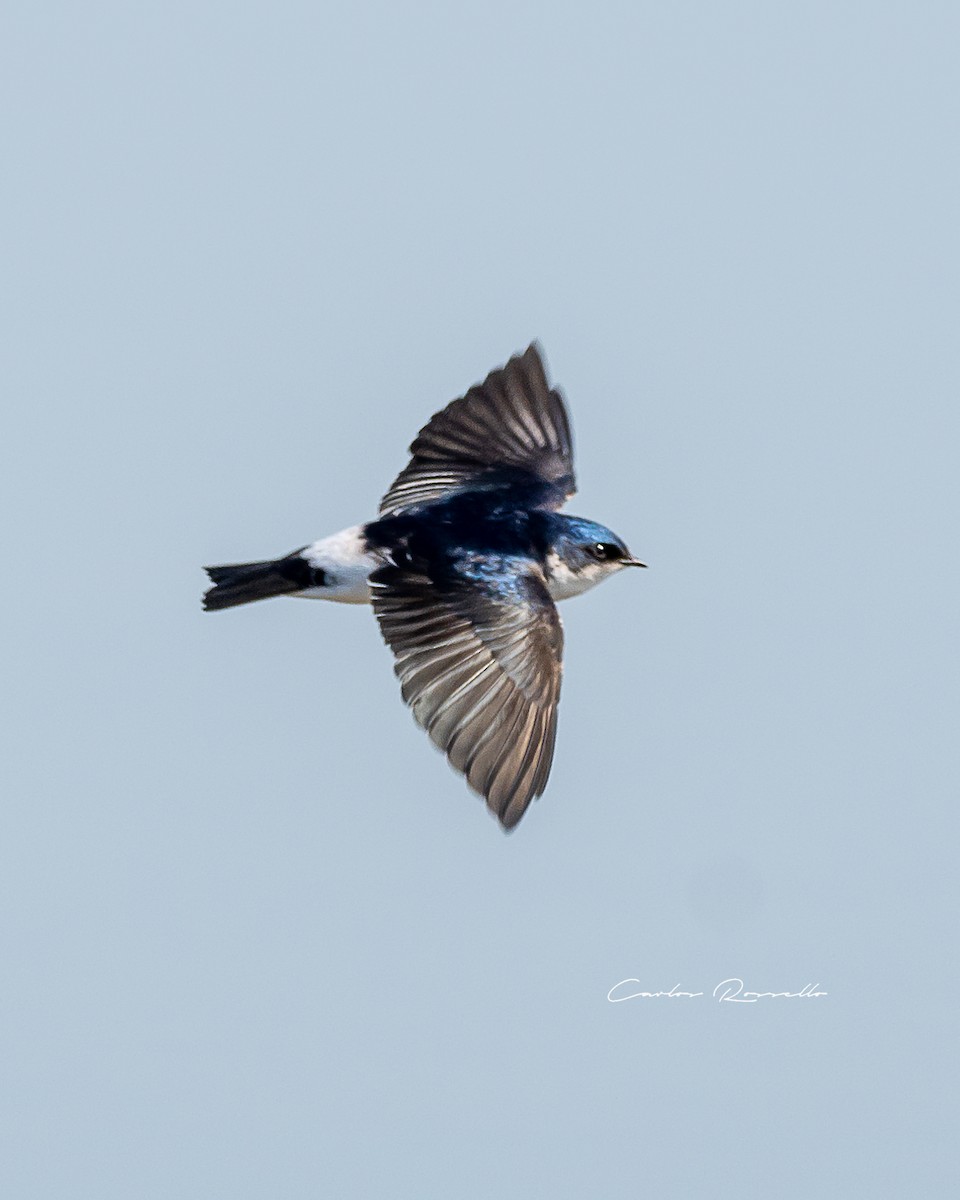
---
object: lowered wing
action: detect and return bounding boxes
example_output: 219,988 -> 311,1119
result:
370,556 -> 563,830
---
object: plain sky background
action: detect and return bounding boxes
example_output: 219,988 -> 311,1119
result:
2,2 -> 958,1196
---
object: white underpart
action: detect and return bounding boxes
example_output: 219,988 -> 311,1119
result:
544,551 -> 610,601
296,533 -> 612,606
298,524 -> 383,604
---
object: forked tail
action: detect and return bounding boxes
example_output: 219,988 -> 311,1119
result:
202,559 -> 306,611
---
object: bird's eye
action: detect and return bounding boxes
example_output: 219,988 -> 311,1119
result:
589,542 -> 622,562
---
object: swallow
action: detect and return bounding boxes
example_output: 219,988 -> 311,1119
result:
203,344 -> 644,829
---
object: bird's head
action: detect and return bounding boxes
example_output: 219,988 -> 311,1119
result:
544,516 -> 646,600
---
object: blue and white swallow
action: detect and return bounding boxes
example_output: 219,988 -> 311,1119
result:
203,344 -> 645,829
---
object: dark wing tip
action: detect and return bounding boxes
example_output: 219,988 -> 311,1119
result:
520,338 -> 548,382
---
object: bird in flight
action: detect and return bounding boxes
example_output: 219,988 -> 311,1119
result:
203,344 -> 645,829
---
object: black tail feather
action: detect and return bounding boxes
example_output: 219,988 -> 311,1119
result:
202,559 -> 303,611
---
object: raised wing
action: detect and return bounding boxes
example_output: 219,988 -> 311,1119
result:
379,343 -> 576,517
370,558 -> 563,830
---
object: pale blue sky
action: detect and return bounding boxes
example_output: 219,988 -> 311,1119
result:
2,2 -> 958,1196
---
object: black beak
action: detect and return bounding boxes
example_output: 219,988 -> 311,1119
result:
621,557 -> 647,568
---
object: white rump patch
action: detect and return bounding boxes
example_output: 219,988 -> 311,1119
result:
299,524 -> 382,604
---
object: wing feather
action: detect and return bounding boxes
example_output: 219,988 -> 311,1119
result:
378,343 -> 576,516
371,560 -> 564,829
